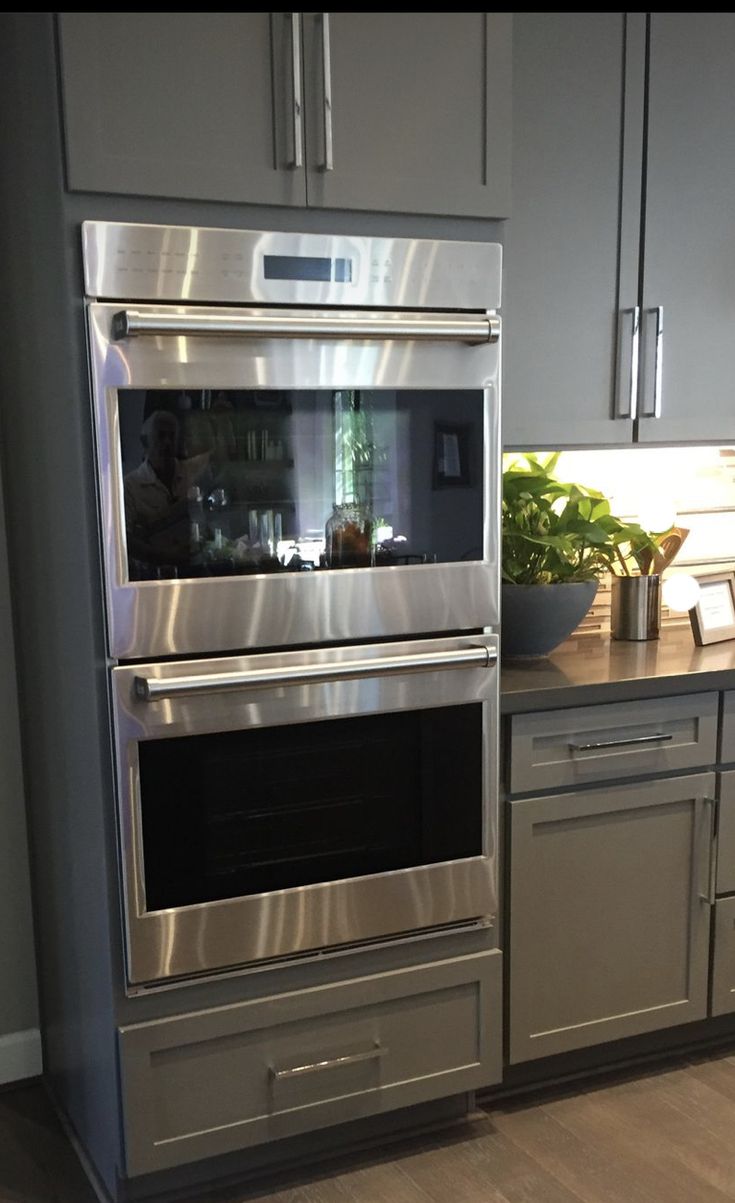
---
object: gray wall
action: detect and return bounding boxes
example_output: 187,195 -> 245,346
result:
0,463 -> 39,1044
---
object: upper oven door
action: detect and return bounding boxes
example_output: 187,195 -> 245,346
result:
88,301 -> 500,659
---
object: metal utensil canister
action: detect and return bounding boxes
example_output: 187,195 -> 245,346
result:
611,574 -> 661,641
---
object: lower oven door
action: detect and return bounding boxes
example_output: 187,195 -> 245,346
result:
112,634 -> 498,986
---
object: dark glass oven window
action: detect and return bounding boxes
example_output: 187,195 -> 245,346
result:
139,705 -> 483,911
117,388 -> 484,581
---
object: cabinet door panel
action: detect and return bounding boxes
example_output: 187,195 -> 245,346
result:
502,13 -> 644,448
638,14 -> 735,442
717,772 -> 735,896
712,897 -> 735,1017
509,774 -> 714,1063
302,13 -> 511,218
58,13 -> 306,207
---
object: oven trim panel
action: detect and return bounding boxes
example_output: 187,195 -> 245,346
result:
87,297 -> 500,660
112,635 -> 499,985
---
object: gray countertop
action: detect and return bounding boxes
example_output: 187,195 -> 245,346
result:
501,625 -> 735,714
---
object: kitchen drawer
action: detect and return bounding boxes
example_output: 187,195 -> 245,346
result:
712,896 -> 735,1017
721,692 -> 735,764
717,772 -> 735,894
118,951 -> 501,1176
508,692 -> 718,795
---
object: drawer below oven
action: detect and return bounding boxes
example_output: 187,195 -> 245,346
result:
118,950 -> 501,1176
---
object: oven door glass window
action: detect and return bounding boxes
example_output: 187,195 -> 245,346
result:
139,704 -> 483,910
117,389 -> 484,582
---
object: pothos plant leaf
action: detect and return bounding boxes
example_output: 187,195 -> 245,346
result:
502,455 -> 664,585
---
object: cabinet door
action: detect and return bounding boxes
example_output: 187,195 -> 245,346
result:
637,14 -> 735,442
301,13 -> 511,218
509,774 -> 714,1063
502,13 -> 644,448
712,897 -> 735,1017
58,13 -> 306,206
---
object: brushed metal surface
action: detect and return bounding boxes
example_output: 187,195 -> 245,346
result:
112,634 -> 499,984
320,12 -> 334,171
270,1042 -> 387,1080
289,12 -> 304,168
113,307 -> 498,343
87,295 -> 500,660
82,222 -> 502,310
134,643 -> 494,700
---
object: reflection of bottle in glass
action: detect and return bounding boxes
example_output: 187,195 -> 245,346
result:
188,484 -> 203,553
325,502 -> 374,568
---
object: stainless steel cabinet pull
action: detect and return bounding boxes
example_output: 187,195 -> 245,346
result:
113,309 -> 499,344
270,1040 -> 386,1081
321,13 -> 334,171
640,305 -> 664,418
568,732 -> 673,753
700,796 -> 718,906
135,645 -> 496,701
615,306 -> 640,419
289,13 -> 304,169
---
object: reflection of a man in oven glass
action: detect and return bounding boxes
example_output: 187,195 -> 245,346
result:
123,410 -> 211,575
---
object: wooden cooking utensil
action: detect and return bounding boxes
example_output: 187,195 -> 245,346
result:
652,526 -> 689,574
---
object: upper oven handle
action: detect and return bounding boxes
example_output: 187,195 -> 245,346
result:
112,309 -> 499,345
134,644 -> 496,702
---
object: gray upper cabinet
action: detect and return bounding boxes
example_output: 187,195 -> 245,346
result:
504,12 -> 735,449
502,13 -> 645,448
57,12 -> 512,220
58,14 -> 304,207
637,14 -> 735,443
302,13 -> 511,218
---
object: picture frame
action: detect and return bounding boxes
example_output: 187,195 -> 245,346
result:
433,421 -> 471,489
689,571 -> 735,645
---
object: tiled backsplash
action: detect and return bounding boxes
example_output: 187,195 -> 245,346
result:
512,446 -> 735,635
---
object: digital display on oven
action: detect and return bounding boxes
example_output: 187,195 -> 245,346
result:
263,255 -> 353,283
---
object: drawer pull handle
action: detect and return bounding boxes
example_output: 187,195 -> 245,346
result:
270,1040 -> 387,1081
568,732 -> 674,754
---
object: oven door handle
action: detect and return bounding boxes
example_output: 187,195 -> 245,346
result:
134,645 -> 496,701
112,309 -> 499,345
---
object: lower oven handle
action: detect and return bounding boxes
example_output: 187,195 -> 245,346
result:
113,309 -> 499,345
134,644 -> 496,701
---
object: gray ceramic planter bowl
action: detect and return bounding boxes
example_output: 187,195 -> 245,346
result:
501,580 -> 599,659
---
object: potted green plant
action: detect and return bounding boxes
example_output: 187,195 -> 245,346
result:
502,453 -> 660,658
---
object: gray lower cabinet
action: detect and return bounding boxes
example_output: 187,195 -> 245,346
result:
720,693 -> 735,766
57,13 -> 511,219
508,774 -> 714,1064
508,692 -> 718,796
712,771 -> 735,1016
712,898 -> 735,1017
118,951 -> 501,1176
717,771 -> 735,895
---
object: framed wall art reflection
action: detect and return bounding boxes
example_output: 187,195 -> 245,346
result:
433,421 -> 471,489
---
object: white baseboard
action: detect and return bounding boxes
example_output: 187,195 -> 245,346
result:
0,1027 -> 42,1084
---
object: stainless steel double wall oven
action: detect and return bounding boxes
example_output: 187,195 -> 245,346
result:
84,222 -> 502,987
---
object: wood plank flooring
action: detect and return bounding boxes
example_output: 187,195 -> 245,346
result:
6,1046 -> 735,1202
